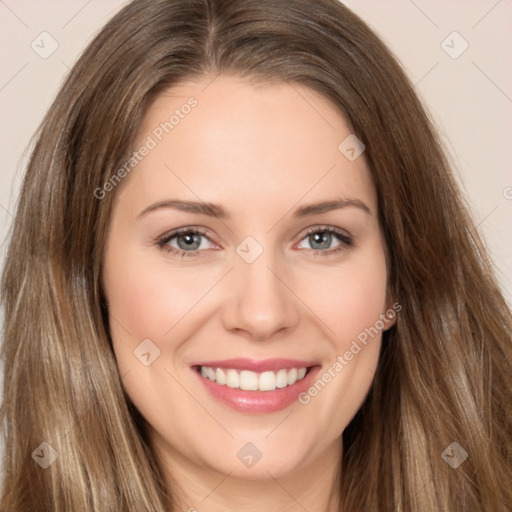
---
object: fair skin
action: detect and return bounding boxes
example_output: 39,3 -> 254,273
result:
103,75 -> 395,512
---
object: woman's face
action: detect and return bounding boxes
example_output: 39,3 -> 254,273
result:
103,75 -> 395,481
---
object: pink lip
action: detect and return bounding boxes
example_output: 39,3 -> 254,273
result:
191,360 -> 321,414
190,357 -> 318,372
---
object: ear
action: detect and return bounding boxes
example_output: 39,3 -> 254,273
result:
382,292 -> 400,331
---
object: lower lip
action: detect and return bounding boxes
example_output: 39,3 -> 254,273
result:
193,366 -> 320,414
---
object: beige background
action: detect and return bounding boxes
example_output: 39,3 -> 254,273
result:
0,0 -> 511,469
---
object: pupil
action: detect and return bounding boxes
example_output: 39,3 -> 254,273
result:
178,233 -> 201,250
311,232 -> 331,250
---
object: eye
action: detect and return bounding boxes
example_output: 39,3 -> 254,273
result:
156,225 -> 353,259
295,226 -> 353,257
157,228 -> 217,258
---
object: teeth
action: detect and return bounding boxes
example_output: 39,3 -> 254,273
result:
215,368 -> 226,385
199,366 -> 309,391
287,368 -> 298,385
226,369 -> 239,388
276,369 -> 288,388
240,370 -> 259,391
259,371 -> 276,391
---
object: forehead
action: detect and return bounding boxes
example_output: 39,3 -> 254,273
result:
115,75 -> 376,216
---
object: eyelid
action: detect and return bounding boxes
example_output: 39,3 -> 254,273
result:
157,226 -> 221,247
293,224 -> 352,244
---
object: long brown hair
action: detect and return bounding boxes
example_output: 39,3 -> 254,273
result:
1,0 -> 511,510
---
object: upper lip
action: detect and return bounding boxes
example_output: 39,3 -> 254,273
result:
191,358 -> 319,372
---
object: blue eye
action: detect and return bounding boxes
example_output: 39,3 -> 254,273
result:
296,227 -> 353,257
157,228 -> 212,258
157,226 -> 353,259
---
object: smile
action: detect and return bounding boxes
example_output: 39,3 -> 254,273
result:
191,358 -> 320,414
199,366 -> 308,391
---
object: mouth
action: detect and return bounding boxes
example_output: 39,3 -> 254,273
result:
190,358 -> 320,414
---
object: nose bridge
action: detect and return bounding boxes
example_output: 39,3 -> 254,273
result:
221,239 -> 300,340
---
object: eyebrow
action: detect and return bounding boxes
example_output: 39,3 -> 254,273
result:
137,197 -> 371,220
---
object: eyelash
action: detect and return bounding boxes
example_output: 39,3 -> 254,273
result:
156,226 -> 354,259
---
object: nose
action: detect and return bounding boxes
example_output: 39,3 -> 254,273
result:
220,250 -> 301,342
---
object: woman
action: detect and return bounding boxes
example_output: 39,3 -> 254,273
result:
1,0 -> 510,510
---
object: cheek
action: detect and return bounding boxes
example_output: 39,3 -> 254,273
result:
294,260 -> 387,435
102,251 -> 202,424
299,255 -> 388,347
103,251 -> 214,344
